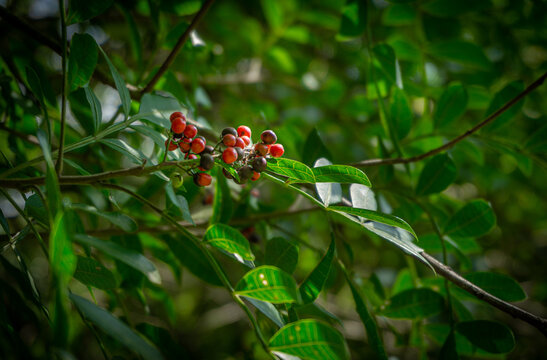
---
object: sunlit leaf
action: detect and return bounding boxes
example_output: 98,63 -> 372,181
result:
204,224 -> 255,262
235,266 -> 299,304
269,319 -> 350,360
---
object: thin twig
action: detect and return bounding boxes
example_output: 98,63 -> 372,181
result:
139,0 -> 215,95
421,252 -> 547,338
352,71 -> 547,167
55,0 -> 67,175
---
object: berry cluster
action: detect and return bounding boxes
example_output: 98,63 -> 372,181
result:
165,112 -> 284,187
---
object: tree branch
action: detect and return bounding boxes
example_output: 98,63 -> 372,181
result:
0,159 -> 199,188
421,252 -> 547,338
139,0 -> 215,95
352,71 -> 547,167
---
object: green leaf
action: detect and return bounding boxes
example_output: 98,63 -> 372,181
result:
349,184 -> 377,211
74,256 -> 117,290
434,83 -> 468,128
71,204 -> 137,232
483,81 -> 525,130
50,212 -> 77,287
373,44 -> 397,85
164,235 -> 222,286
211,166 -> 233,224
421,0 -> 491,17
269,319 -> 350,360
245,297 -> 285,328
99,46 -> 131,116
24,194 -> 48,226
267,158 -> 316,183
214,158 -> 241,182
67,34 -> 98,92
131,124 -> 167,149
463,272 -> 526,302
74,234 -> 161,284
37,130 -> 61,218
415,154 -> 457,196
383,4 -> 417,26
138,93 -> 185,128
83,85 -> 101,134
443,200 -> 496,238
328,206 -> 416,237
299,237 -> 335,304
0,208 -> 10,234
68,0 -> 113,24
203,224 -> 255,262
343,271 -> 387,360
164,184 -> 194,225
456,320 -> 515,354
235,265 -> 299,304
302,128 -> 332,166
382,288 -> 444,319
315,158 -> 342,207
265,237 -> 299,274
70,294 -> 164,360
101,138 -> 143,164
338,0 -> 367,40
261,0 -> 283,30
427,41 -> 491,71
312,165 -> 371,187
524,124 -> 547,153
390,87 -> 412,139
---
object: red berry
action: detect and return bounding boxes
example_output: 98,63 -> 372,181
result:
251,171 -> 261,181
270,144 -> 284,158
165,139 -> 178,151
237,125 -> 252,138
184,124 -> 198,138
179,141 -> 191,152
194,173 -> 212,187
235,137 -> 245,149
170,112 -> 184,122
223,134 -> 236,147
191,138 -> 206,154
254,143 -> 269,156
261,130 -> 277,144
171,117 -> 186,134
222,147 -> 238,164
241,136 -> 251,146
188,154 -> 198,160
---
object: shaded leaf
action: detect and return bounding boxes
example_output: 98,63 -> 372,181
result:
72,204 -> 137,232
70,294 -> 164,360
303,128 -> 332,166
415,154 -> 457,196
427,41 -> 491,70
456,320 -> 515,354
390,87 -> 412,139
269,319 -> 349,360
382,288 -> 444,319
235,266 -> 299,304
50,212 -> 77,288
443,200 -> 496,238
211,166 -> 233,224
37,130 -> 61,218
74,256 -> 117,290
483,81 -> 525,130
299,238 -> 335,304
68,34 -> 98,92
138,93 -> 185,128
83,85 -> 101,134
338,0 -> 367,40
68,0 -> 113,24
434,83 -> 468,128
101,138 -> 143,164
265,237 -> 299,274
74,234 -> 161,284
463,272 -> 526,302
246,297 -> 285,328
164,235 -> 222,286
373,44 -> 397,85
99,46 -> 131,116
343,271 -> 387,359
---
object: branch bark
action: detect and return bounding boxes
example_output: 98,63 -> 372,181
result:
139,0 -> 215,96
352,71 -> 547,167
421,252 -> 547,337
